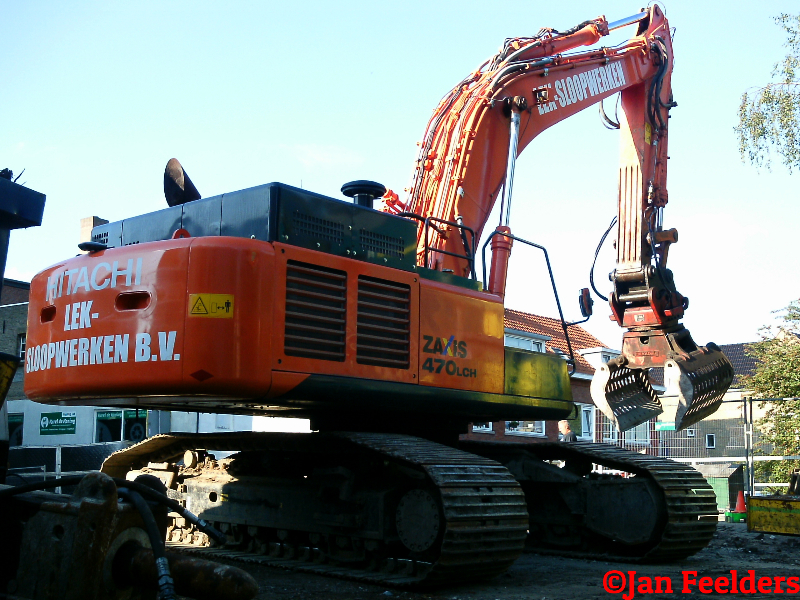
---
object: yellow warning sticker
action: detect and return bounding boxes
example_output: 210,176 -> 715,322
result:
188,294 -> 234,318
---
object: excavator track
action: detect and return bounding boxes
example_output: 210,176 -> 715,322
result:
556,442 -> 718,562
103,434 -> 716,587
464,441 -> 717,563
103,432 -> 529,587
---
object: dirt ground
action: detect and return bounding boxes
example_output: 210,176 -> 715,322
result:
209,523 -> 800,600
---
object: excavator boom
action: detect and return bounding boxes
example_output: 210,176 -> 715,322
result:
386,5 -> 732,430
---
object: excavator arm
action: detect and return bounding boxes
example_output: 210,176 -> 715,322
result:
391,9 -> 665,269
387,6 -> 733,431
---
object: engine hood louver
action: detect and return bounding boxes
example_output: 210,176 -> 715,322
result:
284,261 -> 347,361
356,276 -> 410,369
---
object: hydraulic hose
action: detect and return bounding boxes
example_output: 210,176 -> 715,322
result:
590,216 -> 617,302
118,487 -> 176,600
2,474 -> 256,599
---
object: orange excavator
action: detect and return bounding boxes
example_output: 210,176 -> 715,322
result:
22,5 -> 732,586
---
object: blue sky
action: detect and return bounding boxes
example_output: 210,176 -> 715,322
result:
3,0 -> 798,349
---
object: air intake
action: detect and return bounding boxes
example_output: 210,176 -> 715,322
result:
284,261 -> 347,361
356,276 -> 410,368
292,211 -> 344,244
359,229 -> 405,258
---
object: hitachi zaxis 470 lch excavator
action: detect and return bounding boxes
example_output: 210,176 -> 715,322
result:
23,5 -> 733,586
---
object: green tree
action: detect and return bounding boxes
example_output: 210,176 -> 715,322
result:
736,14 -> 800,171
743,300 -> 800,487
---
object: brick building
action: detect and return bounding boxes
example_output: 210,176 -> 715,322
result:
1,279 -> 31,413
1,279 -> 32,306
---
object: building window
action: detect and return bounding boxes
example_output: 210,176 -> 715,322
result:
599,413 -> 651,447
727,426 -> 744,448
602,418 -> 617,442
506,420 -> 546,436
580,405 -> 594,441
96,409 -> 147,442
706,433 -> 716,449
7,413 -> 23,446
624,421 -> 651,445
472,422 -> 493,433
17,333 -> 26,359
686,429 -> 696,438
96,410 -> 122,442
124,410 -> 147,441
504,334 -> 543,353
604,419 -> 651,445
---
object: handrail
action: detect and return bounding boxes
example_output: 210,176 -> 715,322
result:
398,212 -> 477,280
481,230 -> 576,374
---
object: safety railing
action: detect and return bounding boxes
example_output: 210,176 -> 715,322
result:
481,230 -> 576,374
398,213 -> 477,280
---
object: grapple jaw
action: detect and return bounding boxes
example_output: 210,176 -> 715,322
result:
661,344 -> 734,430
591,331 -> 734,433
591,362 -> 663,432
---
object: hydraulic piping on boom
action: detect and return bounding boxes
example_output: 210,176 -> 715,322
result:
386,6 -> 733,431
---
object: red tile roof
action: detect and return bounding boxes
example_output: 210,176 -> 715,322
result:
504,308 -> 609,375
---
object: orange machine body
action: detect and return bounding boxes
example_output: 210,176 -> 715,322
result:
25,237 -> 273,401
24,234 -> 567,422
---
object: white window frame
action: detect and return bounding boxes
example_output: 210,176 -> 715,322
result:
706,433 -> 716,449
578,348 -> 621,371
623,421 -> 651,446
686,428 -> 696,437
602,419 -> 618,443
17,333 -> 26,359
471,422 -> 493,433
726,426 -> 745,448
600,415 -> 651,446
504,329 -> 550,354
579,404 -> 594,441
504,334 -> 543,353
505,420 -> 546,437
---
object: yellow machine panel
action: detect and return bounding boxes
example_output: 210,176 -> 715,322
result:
505,348 -> 573,401
748,495 -> 800,536
417,279 -> 504,394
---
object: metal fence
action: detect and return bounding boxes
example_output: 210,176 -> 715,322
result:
6,441 -> 130,490
594,405 -> 764,459
593,398 -> 798,505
